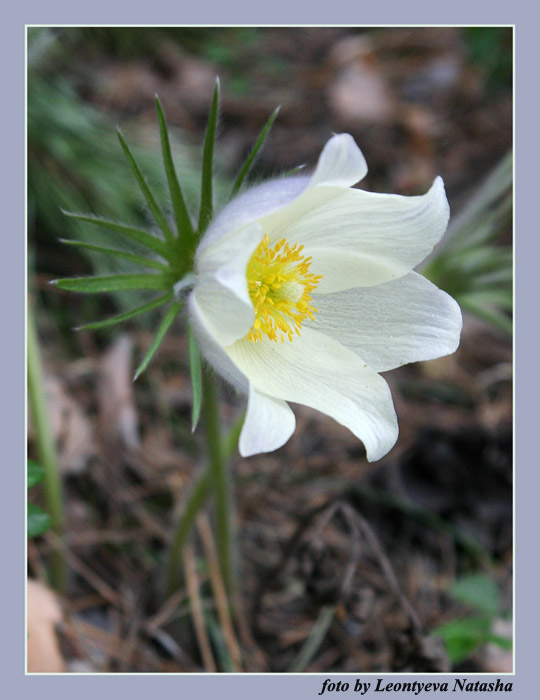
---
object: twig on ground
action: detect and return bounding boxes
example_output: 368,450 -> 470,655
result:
183,542 -> 217,672
197,514 -> 243,671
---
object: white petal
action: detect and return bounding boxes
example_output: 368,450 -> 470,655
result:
239,386 -> 296,457
194,222 -> 261,346
226,328 -> 398,462
196,176 -> 311,257
196,134 -> 366,257
282,177 -> 450,292
189,294 -> 249,393
309,133 -> 368,188
308,272 -> 462,373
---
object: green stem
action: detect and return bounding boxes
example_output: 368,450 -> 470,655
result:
27,303 -> 67,592
165,373 -> 239,597
165,471 -> 211,598
201,368 -> 233,593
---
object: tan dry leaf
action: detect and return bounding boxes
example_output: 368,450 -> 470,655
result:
327,35 -> 395,126
27,579 -> 66,673
27,375 -> 95,474
98,334 -> 139,450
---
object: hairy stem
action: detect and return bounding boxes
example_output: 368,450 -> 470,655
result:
165,370 -> 238,596
201,368 -> 234,593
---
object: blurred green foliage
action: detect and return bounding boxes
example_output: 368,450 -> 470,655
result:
423,152 -> 513,335
27,460 -> 52,539
464,28 -> 513,92
28,28 -> 216,317
434,574 -> 512,665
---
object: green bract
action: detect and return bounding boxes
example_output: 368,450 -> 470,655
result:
54,81 -> 280,408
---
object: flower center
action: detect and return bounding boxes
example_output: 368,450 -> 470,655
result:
246,233 -> 322,343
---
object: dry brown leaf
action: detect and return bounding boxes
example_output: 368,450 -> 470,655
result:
327,35 -> 395,126
27,579 -> 66,673
98,334 -> 139,450
28,374 -> 95,474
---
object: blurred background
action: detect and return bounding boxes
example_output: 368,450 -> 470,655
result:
27,26 -> 512,673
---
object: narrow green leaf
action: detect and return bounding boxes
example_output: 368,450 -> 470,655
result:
59,239 -> 168,271
28,503 -> 52,538
53,273 -> 169,294
117,128 -> 176,245
459,298 -> 513,334
288,606 -> 336,672
165,470 -> 211,596
198,79 -> 220,235
230,105 -> 280,199
28,460 -> 45,489
223,411 -> 245,461
188,327 -> 203,432
155,96 -> 196,255
459,289 -> 513,312
134,301 -> 182,380
468,267 -> 513,289
284,164 -> 306,177
62,211 -> 171,261
205,612 -> 235,672
77,292 -> 173,330
454,246 -> 513,276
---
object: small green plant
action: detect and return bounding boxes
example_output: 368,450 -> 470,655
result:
434,573 -> 512,665
422,152 -> 513,335
27,460 -> 52,539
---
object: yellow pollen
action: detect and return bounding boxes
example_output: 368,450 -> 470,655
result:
246,233 -> 322,343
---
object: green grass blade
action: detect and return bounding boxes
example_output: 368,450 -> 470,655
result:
155,96 -> 196,256
165,470 -> 211,596
53,273 -> 169,294
453,246 -> 513,275
469,267 -> 513,289
288,606 -> 336,672
62,211 -> 171,261
59,239 -> 168,271
230,105 -> 280,199
284,164 -> 306,177
77,292 -> 173,330
134,301 -> 182,379
188,327 -> 203,432
205,612 -> 235,672
117,128 -> 176,245
223,412 -> 245,462
459,289 -> 513,312
460,298 -> 513,334
198,79 -> 220,235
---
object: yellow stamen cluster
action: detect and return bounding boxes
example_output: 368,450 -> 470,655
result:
246,233 -> 322,343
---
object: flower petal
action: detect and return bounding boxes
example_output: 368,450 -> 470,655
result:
308,272 -> 462,373
239,386 -> 296,457
196,176 -> 311,257
189,294 -> 249,393
194,222 -> 262,346
196,134 -> 366,258
226,328 -> 398,462
279,177 -> 450,292
309,133 -> 368,188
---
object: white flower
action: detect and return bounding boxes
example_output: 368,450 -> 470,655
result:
188,134 -> 462,462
